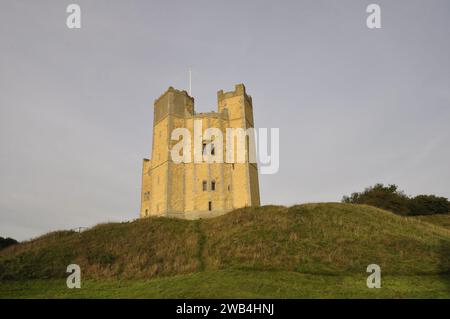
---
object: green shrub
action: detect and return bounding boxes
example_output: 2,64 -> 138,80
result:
342,184 -> 450,216
0,237 -> 18,250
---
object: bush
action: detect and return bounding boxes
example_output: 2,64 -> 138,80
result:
342,184 -> 450,216
0,237 -> 18,250
408,195 -> 450,216
342,184 -> 410,215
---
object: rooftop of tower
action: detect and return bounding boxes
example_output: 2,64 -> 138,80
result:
154,83 -> 252,107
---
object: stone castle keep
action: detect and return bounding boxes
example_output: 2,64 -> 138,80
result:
140,84 -> 260,219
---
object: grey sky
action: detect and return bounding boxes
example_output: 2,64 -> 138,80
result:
1,0 -> 449,240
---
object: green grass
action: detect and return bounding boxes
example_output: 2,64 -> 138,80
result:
1,203 -> 450,298
413,214 -> 450,230
1,270 -> 449,299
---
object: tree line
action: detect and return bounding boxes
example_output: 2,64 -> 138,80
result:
342,184 -> 450,216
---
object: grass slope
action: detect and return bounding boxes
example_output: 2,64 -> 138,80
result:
414,214 -> 450,230
1,203 -> 450,298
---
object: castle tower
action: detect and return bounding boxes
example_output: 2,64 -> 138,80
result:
140,84 -> 260,219
217,84 -> 260,209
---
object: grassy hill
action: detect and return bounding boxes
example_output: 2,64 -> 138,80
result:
413,214 -> 450,230
1,203 -> 450,298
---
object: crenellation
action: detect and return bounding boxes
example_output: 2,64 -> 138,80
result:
154,86 -> 194,105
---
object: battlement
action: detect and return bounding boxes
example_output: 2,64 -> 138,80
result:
217,83 -> 252,104
154,86 -> 194,105
194,109 -> 229,120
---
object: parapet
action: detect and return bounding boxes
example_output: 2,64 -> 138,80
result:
217,83 -> 252,104
194,110 -> 229,120
154,86 -> 194,105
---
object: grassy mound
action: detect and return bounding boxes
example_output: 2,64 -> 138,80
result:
413,214 -> 450,230
1,203 -> 449,281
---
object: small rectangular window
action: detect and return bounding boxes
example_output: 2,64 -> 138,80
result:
211,181 -> 216,191
208,201 -> 212,211
202,180 -> 207,191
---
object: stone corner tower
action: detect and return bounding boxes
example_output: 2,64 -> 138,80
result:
140,83 -> 260,219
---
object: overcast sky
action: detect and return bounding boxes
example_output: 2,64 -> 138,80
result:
1,0 -> 449,240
